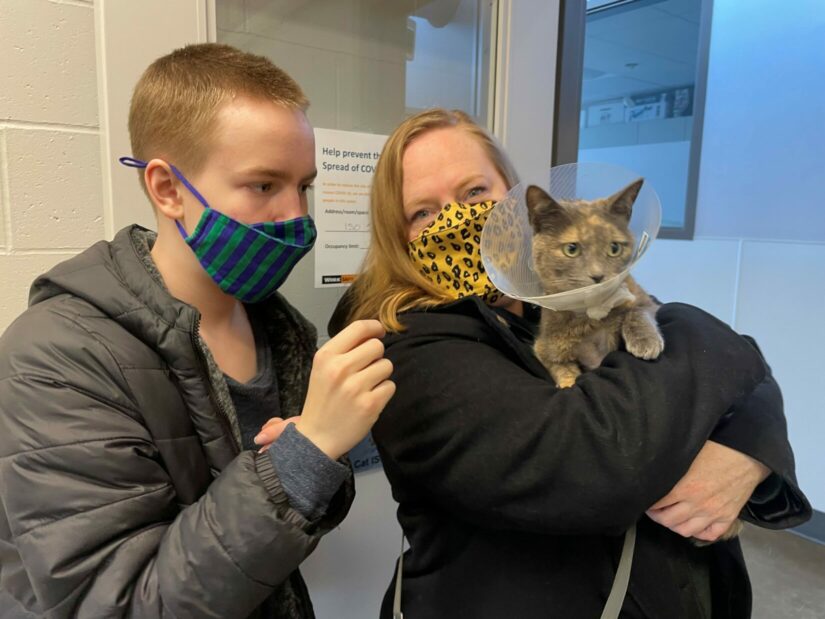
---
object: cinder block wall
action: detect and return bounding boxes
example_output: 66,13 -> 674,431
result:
0,0 -> 103,332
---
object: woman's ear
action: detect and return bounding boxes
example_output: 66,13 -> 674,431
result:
144,159 -> 184,220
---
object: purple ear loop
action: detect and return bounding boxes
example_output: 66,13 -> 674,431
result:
118,157 -> 209,238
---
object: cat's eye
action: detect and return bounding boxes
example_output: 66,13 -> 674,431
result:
562,243 -> 580,257
609,242 -> 622,256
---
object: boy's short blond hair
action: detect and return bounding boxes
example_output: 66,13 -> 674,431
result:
128,43 -> 308,178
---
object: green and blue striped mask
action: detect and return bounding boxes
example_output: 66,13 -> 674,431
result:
120,157 -> 316,303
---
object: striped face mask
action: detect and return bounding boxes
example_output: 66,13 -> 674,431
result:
120,157 -> 316,303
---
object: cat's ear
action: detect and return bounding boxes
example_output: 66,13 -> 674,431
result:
525,185 -> 568,233
607,178 -> 644,220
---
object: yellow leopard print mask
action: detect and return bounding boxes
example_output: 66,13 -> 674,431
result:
408,201 -> 502,303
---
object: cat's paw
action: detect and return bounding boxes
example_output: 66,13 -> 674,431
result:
625,331 -> 664,360
549,363 -> 580,388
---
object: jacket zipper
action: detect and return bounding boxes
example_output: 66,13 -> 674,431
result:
191,314 -> 241,456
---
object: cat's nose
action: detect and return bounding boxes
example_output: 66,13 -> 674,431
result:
590,274 -> 604,283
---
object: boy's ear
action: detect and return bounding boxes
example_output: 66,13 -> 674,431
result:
144,160 -> 185,219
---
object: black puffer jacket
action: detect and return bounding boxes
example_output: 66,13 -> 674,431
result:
0,226 -> 354,618
331,296 -> 810,619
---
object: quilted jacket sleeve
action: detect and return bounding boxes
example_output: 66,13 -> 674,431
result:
0,306 -> 351,618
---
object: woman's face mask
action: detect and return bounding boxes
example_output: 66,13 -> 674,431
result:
120,157 -> 316,303
408,200 -> 502,303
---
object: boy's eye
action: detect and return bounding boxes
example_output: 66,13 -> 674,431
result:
251,182 -> 273,194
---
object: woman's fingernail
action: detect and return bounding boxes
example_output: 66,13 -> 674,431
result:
253,432 -> 265,445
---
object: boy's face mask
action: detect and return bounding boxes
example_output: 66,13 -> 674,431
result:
120,157 -> 316,304
408,200 -> 502,303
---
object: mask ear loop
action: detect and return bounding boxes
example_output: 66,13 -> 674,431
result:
118,156 -> 211,239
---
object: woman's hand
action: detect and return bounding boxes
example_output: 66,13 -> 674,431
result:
254,417 -> 295,452
646,441 -> 771,542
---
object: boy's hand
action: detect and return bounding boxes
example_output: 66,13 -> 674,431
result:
261,320 -> 394,460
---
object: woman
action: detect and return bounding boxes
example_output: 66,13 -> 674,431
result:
332,109 -> 810,618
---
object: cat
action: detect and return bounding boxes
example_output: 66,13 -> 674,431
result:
525,178 -> 664,389
525,179 -> 743,544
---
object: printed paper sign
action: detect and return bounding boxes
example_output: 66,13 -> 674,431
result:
313,128 -> 388,288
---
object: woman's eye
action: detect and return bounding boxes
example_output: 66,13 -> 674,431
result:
250,182 -> 273,194
466,186 -> 487,200
412,209 -> 431,221
562,243 -> 580,258
609,242 -> 622,256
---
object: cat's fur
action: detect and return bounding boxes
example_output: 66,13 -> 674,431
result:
525,180 -> 743,543
525,179 -> 663,389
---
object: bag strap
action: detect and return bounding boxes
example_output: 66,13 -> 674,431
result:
600,524 -> 637,619
393,532 -> 405,619
392,524 -> 636,619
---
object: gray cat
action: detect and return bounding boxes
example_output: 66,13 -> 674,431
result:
524,179 -> 744,544
525,179 -> 664,389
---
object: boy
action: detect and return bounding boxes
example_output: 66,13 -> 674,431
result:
0,44 -> 394,618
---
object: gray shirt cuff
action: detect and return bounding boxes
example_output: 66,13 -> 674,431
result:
268,423 -> 349,521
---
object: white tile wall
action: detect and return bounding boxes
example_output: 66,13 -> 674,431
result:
0,0 -> 101,333
6,129 -> 103,250
0,132 -> 7,250
0,0 -> 98,127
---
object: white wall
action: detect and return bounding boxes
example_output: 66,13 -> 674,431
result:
0,0 -> 101,333
406,2 -> 478,114
694,0 -> 825,242
580,140 -> 691,227
632,0 -> 825,511
216,0 -> 409,335
96,1 -> 211,235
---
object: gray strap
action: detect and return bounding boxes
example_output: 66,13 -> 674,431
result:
392,524 -> 636,619
393,532 -> 405,619
600,524 -> 637,619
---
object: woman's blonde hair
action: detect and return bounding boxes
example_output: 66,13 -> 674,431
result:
347,108 -> 518,331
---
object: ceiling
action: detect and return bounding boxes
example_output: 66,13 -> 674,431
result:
582,0 -> 701,105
